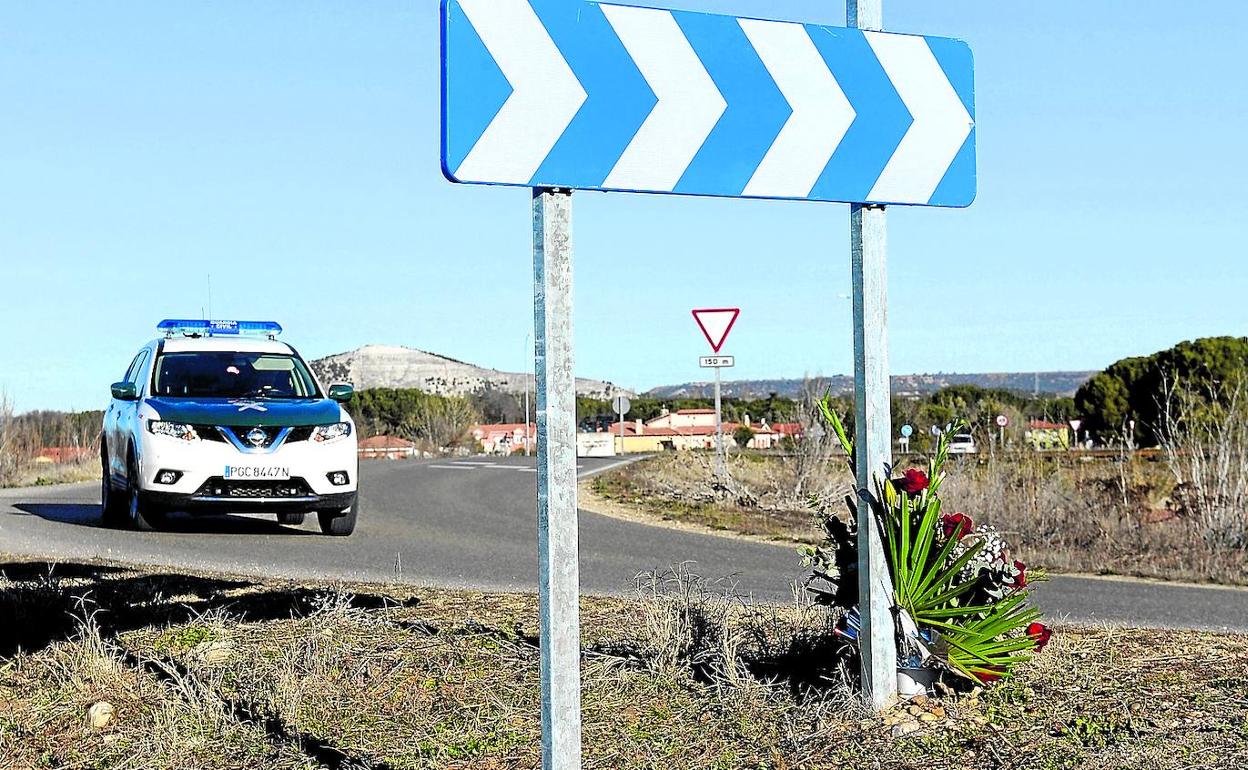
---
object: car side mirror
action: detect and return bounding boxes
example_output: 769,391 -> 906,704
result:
327,383 -> 354,403
110,381 -> 138,401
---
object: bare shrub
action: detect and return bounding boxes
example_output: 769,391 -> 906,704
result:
633,565 -> 856,700
1158,375 -> 1248,550
781,378 -> 847,508
0,390 -> 16,485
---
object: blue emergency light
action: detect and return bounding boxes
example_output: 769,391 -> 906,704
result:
157,319 -> 283,338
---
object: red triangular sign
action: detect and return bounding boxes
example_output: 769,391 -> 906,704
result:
692,308 -> 740,353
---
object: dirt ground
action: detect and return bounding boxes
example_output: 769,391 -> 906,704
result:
2,560 -> 1245,769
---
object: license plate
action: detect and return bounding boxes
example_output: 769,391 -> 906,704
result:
223,465 -> 291,480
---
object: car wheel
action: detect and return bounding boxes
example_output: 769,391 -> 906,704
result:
127,452 -> 164,532
100,448 -> 128,528
317,497 -> 358,537
278,512 -> 306,526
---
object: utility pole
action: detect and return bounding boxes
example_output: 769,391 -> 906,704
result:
714,365 -> 725,475
532,188 -> 581,770
848,0 -> 899,714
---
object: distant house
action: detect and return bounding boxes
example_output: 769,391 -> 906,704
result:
471,423 -> 536,455
1024,420 -> 1070,450
604,409 -> 777,453
358,435 -> 417,460
771,423 -> 804,442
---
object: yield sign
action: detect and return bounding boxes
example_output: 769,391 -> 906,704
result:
692,308 -> 740,353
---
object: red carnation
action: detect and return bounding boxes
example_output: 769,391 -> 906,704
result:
1027,622 -> 1053,652
895,469 -> 929,495
1012,560 -> 1028,588
940,512 -> 974,540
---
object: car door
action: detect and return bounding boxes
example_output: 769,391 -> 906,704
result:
106,349 -> 145,479
118,348 -> 151,482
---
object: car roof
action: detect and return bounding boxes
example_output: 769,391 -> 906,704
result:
156,337 -> 296,355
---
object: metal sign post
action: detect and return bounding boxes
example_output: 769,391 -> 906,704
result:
612,394 -> 631,455
847,0 -> 898,715
533,187 -> 581,770
691,309 -> 740,478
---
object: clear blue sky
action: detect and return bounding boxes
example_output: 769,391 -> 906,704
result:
2,1 -> 1246,412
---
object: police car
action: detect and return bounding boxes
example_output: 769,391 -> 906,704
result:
101,320 -> 359,535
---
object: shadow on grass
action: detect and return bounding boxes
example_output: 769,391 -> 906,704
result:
0,561 -> 417,657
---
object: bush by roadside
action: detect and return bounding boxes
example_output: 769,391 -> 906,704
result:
1,560 -> 1245,769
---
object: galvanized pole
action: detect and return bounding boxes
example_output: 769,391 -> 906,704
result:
532,187 -> 581,770
848,0 -> 898,713
714,365 -> 725,474
525,333 -> 532,457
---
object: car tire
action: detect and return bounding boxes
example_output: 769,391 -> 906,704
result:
278,512 -> 306,526
100,448 -> 128,528
317,497 -> 358,537
127,452 -> 165,532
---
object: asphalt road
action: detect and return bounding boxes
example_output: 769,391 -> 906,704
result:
2,456 -> 1246,633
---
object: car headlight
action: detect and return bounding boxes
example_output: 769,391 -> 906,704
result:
311,422 -> 353,444
148,421 -> 199,441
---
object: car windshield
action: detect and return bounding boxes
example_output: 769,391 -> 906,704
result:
152,352 -> 321,399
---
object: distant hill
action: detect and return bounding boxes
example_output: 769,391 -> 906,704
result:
310,345 -> 627,400
645,371 -> 1096,400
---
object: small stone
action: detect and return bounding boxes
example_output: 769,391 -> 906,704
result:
906,704 -> 924,716
891,720 -> 921,738
191,640 -> 234,666
930,706 -> 947,718
918,712 -> 941,723
88,701 -> 114,729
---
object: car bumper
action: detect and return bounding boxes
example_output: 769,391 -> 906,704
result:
138,430 -> 358,505
142,487 -> 356,514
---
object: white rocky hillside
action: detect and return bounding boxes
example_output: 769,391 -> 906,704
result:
310,345 -> 628,399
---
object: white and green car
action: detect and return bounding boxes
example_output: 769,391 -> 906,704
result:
101,320 -> 359,535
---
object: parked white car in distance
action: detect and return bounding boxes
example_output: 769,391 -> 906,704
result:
947,433 -> 978,455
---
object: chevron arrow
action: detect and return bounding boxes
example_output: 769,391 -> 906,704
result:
600,5 -> 726,192
864,31 -> 975,205
442,0 -> 976,208
739,19 -> 855,199
446,0 -> 585,185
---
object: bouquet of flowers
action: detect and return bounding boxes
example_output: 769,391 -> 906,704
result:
802,401 -> 1052,686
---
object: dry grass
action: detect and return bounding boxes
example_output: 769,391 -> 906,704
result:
1,561 -> 1245,769
593,452 -> 1248,586
589,452 -> 828,544
1,458 -> 97,489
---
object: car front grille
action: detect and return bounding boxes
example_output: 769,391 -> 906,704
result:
193,477 -> 314,499
194,425 -> 227,443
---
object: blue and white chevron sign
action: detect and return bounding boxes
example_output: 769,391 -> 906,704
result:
441,1 -> 975,207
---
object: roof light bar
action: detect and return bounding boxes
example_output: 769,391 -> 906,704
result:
157,320 -> 283,338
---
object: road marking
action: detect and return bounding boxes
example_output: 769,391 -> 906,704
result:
428,464 -> 478,470
452,461 -> 498,466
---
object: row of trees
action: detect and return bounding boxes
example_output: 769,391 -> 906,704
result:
344,388 -> 480,450
0,393 -> 102,485
1075,336 -> 1248,446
